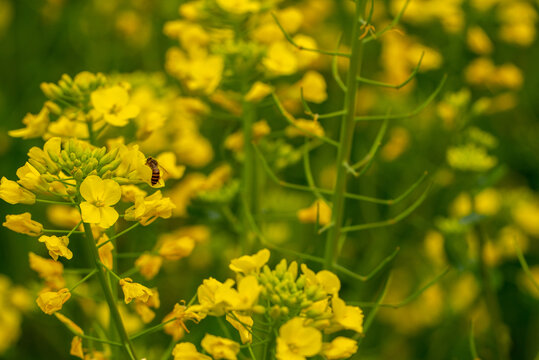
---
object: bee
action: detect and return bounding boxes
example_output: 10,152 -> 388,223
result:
145,157 -> 160,185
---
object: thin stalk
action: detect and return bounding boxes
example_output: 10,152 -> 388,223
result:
83,223 -> 138,360
324,0 -> 367,269
241,81 -> 256,253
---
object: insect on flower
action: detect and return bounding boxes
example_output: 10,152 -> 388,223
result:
145,156 -> 161,185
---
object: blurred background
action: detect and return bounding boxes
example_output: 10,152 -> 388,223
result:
1,0 -> 538,359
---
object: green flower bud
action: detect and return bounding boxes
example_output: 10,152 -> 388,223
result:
28,159 -> 48,174
44,101 -> 62,115
296,276 -> 305,289
74,169 -> 84,182
73,159 -> 81,167
41,174 -> 56,182
271,294 -> 281,305
300,299 -> 313,309
275,259 -> 287,278
280,306 -> 289,316
99,158 -> 122,176
66,186 -> 77,196
313,289 -> 326,302
61,150 -> 74,169
69,152 -> 77,161
252,305 -> 266,315
99,147 -> 119,166
113,177 -> 131,185
269,305 -> 281,319
305,286 -> 318,299
61,74 -> 73,85
83,158 -> 99,175
58,79 -> 71,93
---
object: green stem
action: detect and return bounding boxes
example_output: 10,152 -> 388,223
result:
324,0 -> 367,269
97,222 -> 140,249
241,82 -> 256,253
69,269 -> 97,292
36,198 -> 73,205
83,223 -> 138,360
42,228 -> 84,234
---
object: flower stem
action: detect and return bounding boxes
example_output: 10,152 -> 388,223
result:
83,222 -> 138,360
241,84 -> 256,253
324,0 -> 367,269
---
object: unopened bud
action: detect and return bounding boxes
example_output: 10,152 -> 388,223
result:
252,305 -> 266,315
28,159 -> 48,174
98,158 -> 122,176
269,305 -> 281,319
99,147 -> 119,166
74,169 -> 84,182
83,158 -> 99,174
44,101 -> 62,115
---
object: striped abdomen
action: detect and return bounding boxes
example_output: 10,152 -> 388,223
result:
151,168 -> 160,185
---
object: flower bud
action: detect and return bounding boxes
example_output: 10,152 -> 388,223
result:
28,159 -> 48,174
280,306 -> 289,316
300,299 -> 313,309
252,305 -> 266,315
44,101 -> 62,115
47,150 -> 60,163
98,158 -> 122,176
99,147 -> 119,166
73,169 -> 84,182
82,158 -> 99,175
41,174 -> 56,182
271,294 -> 281,304
61,74 -> 73,85
269,305 -> 281,319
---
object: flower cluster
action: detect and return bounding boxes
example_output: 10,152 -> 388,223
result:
167,249 -> 363,360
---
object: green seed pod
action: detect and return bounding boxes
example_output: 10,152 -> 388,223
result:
73,169 -> 84,182
28,159 -> 48,174
99,147 -> 119,166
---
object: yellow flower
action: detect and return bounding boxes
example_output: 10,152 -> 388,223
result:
36,288 -> 71,315
120,185 -> 147,203
276,317 -> 322,360
263,41 -> 298,76
70,336 -> 84,359
135,253 -> 163,280
80,175 -> 121,229
201,334 -> 240,360
16,162 -> 47,192
124,191 -> 176,226
215,275 -> 262,311
474,188 -> 501,216
91,86 -> 140,127
158,235 -> 195,261
229,248 -> 270,275
156,152 -> 186,180
163,302 -> 205,341
38,235 -> 73,261
285,119 -> 325,139
322,337 -> 358,359
512,200 -> 539,236
296,71 -> 327,104
173,132 -> 214,168
244,82 -> 273,103
172,343 -> 211,360
119,278 -> 153,304
297,200 -> 332,225
226,312 -> 253,344
216,0 -> 259,14
97,234 -> 114,270
3,213 -> 43,236
0,177 -> 35,204
467,26 -> 493,55
29,252 -> 64,285
134,288 -> 160,323
46,116 -> 89,140
329,296 -> 364,333
225,120 -> 271,152
196,277 -> 236,316
8,107 -> 49,139
46,205 -> 82,229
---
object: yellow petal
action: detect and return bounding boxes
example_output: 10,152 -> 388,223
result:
80,202 -> 101,223
80,175 -> 104,203
101,179 -> 121,206
98,207 -> 119,229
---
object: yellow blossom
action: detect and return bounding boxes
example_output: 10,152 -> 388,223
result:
97,234 -> 114,270
91,86 -> 140,127
3,213 -> 43,236
172,343 -> 211,360
297,200 -> 332,225
328,296 -> 364,333
16,162 -> 47,192
175,225 -> 210,243
156,152 -> 186,180
38,235 -> 73,261
276,317 -> 322,360
29,252 -> 64,287
297,71 -> 327,104
80,175 -> 121,229
201,334 -> 240,360
474,188 -> 501,216
467,26 -> 493,55
285,119 -> 325,138
214,275 -> 262,311
229,248 -> 270,275
119,278 -> 153,304
512,200 -> 539,236
202,164 -> 232,191
173,132 -> 214,168
216,0 -> 259,14
45,205 -> 81,230
120,185 -> 147,203
135,253 -> 163,280
263,41 -> 298,76
196,277 -> 236,316
124,191 -> 176,226
500,22 -> 536,47
244,82 -> 273,103
134,288 -> 160,323
70,336 -> 84,359
163,302 -> 205,341
46,116 -> 89,140
36,288 -> 71,315
322,337 -> 358,359
226,312 -> 253,344
0,177 -> 36,204
158,235 -> 195,261
8,107 -> 49,139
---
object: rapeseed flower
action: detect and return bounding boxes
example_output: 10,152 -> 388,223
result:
36,288 -> 71,315
3,213 -> 43,236
229,248 -> 270,275
119,278 -> 153,304
135,253 -> 163,280
38,235 -> 73,261
201,334 -> 240,360
91,86 -> 140,127
328,296 -> 364,333
297,200 -> 332,225
322,337 -> 358,359
124,191 -> 175,226
79,175 -> 121,229
172,343 -> 211,360
0,177 -> 36,204
29,252 -> 64,286
158,235 -> 195,261
8,107 -> 49,139
276,317 -> 322,360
